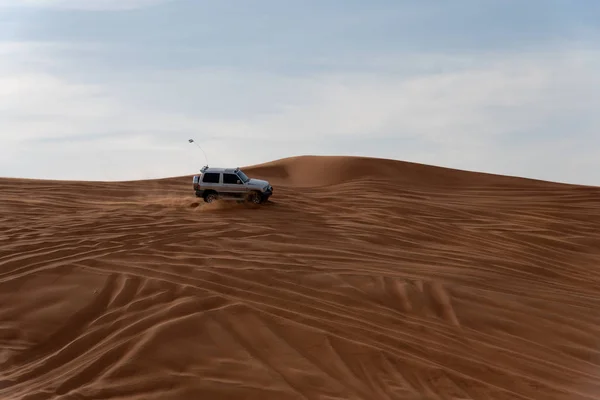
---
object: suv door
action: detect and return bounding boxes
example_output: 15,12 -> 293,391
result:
222,173 -> 244,196
201,172 -> 221,191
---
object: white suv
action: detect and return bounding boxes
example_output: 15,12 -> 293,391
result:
192,166 -> 273,204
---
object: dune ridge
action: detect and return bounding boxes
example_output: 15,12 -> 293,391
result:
1,155 -> 600,400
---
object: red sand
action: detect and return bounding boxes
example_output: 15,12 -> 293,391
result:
1,155 -> 600,400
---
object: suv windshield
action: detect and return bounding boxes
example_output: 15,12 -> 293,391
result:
237,170 -> 250,183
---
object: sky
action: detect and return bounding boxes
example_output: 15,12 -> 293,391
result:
1,0 -> 599,184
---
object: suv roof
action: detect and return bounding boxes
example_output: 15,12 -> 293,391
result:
200,166 -> 240,174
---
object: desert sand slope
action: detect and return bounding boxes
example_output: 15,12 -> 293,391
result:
1,155 -> 600,400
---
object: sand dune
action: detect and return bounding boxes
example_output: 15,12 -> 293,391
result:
1,155 -> 600,400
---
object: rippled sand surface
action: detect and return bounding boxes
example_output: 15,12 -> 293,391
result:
1,155 -> 600,400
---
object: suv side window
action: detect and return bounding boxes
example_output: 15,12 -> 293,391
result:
202,172 -> 220,183
223,173 -> 240,184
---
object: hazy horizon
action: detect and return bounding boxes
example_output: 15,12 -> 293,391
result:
1,0 -> 599,185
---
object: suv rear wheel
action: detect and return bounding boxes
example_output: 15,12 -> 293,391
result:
204,191 -> 218,203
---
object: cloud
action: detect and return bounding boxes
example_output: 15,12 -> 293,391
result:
1,41 -> 599,184
0,0 -> 170,10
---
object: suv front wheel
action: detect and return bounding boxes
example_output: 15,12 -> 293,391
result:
247,191 -> 263,204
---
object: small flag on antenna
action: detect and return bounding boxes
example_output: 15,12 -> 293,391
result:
188,139 -> 194,143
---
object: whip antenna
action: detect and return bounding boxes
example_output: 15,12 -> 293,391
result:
188,138 -> 209,170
